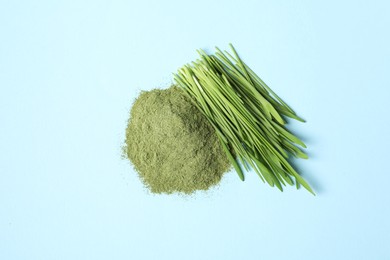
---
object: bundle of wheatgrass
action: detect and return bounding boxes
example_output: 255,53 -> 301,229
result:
174,44 -> 314,195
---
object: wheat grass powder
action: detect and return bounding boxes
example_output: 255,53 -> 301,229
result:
124,86 -> 231,194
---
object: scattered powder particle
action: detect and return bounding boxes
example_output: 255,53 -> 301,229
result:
124,86 -> 231,194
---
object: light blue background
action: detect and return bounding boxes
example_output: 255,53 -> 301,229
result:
1,1 -> 389,259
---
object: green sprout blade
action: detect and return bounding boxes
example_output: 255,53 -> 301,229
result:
173,44 -> 314,195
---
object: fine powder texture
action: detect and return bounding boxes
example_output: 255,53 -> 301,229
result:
124,86 -> 231,194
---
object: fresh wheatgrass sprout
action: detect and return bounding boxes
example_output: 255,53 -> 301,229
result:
173,44 -> 314,195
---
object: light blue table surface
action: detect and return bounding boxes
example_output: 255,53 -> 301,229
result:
1,1 -> 389,259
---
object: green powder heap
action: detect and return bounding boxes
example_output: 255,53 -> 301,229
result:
124,86 -> 231,194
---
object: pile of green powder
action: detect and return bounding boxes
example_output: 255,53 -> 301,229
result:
124,86 -> 231,194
